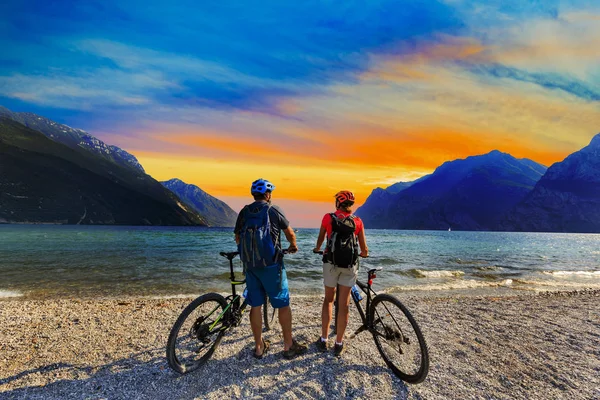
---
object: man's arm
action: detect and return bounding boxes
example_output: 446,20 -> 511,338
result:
313,226 -> 327,253
282,226 -> 298,253
233,207 -> 245,246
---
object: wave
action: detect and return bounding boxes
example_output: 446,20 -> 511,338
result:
371,257 -> 401,266
474,265 -> 502,271
0,290 -> 24,298
514,279 -> 600,289
541,271 -> 600,278
401,269 -> 465,278
385,279 -> 514,292
448,258 -> 489,265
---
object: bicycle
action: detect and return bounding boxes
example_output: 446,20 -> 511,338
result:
317,251 -> 429,384
166,251 -> 277,374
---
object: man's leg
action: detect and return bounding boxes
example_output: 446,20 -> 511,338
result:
278,306 -> 293,351
321,285 -> 336,339
250,305 -> 265,355
335,285 -> 352,344
245,269 -> 267,356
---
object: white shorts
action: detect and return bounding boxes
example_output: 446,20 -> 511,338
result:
323,262 -> 358,288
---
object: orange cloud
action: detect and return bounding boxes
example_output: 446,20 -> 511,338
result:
361,36 -> 488,83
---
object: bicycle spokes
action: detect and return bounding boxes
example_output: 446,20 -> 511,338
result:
171,298 -> 225,371
370,295 -> 428,382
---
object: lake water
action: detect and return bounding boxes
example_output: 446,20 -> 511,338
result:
1,225 -> 599,299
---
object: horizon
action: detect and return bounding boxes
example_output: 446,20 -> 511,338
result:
1,1 -> 599,226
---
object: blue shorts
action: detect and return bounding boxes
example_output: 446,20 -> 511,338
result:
245,262 -> 290,309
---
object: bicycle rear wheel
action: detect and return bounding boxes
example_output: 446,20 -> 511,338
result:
369,294 -> 429,383
262,294 -> 277,331
166,293 -> 228,374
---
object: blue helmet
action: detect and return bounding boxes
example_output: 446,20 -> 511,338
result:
251,178 -> 275,194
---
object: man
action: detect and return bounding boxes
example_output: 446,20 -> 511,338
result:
234,178 -> 307,359
313,190 -> 368,356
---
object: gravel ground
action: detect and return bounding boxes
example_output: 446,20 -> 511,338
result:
1,290 -> 599,400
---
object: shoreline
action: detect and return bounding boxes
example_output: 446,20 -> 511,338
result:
2,283 -> 600,302
1,289 -> 599,399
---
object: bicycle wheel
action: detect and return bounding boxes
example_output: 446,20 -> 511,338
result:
166,293 -> 228,374
262,294 -> 277,331
369,294 -> 429,383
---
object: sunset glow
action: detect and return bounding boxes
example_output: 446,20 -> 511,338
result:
1,1 -> 599,226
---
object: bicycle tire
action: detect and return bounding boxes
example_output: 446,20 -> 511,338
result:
166,293 -> 228,374
262,294 -> 277,331
369,294 -> 429,383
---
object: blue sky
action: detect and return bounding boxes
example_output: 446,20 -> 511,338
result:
1,1 -> 599,226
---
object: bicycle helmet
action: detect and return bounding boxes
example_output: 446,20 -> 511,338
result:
251,178 -> 275,194
334,190 -> 355,207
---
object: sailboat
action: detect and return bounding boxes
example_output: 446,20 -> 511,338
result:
448,227 -> 451,232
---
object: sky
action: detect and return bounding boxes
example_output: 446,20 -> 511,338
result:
1,0 -> 599,227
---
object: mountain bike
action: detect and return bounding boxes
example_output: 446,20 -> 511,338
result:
166,251 -> 277,374
317,251 -> 429,384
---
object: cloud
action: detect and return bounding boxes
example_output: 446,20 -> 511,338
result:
0,70 -> 169,109
1,0 -> 463,116
469,64 -> 600,102
2,0 -> 599,207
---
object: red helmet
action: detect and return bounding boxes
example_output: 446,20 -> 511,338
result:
334,190 -> 355,207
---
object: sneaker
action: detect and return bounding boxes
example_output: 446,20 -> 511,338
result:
334,342 -> 345,357
283,340 -> 308,360
315,338 -> 328,352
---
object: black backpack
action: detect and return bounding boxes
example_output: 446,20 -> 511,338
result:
325,213 -> 359,268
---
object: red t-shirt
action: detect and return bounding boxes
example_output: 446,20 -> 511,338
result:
321,210 -> 364,239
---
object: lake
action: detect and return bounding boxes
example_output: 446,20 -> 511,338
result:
1,225 -> 599,299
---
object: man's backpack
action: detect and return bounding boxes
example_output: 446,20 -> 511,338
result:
326,213 -> 359,268
238,203 -> 277,269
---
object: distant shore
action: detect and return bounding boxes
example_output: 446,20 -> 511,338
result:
1,290 -> 598,399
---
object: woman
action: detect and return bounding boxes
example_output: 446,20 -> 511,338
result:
313,190 -> 368,356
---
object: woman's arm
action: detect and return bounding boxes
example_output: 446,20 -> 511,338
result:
358,227 -> 368,257
313,225 -> 327,252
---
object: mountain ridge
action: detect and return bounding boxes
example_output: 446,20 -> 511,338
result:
501,133 -> 600,232
0,117 -> 206,225
356,150 -> 547,230
161,179 -> 238,227
0,106 -> 145,174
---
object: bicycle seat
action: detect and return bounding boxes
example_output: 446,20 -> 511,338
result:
368,267 -> 383,275
220,251 -> 239,260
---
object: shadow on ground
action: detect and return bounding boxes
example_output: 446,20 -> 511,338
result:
0,341 -> 410,400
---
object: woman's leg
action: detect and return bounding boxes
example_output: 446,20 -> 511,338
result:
321,285 -> 336,339
335,284 -> 352,344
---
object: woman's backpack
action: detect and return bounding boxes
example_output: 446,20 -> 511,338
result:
326,213 -> 359,268
238,203 -> 277,269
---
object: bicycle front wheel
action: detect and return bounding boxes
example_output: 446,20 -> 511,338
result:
369,294 -> 429,383
166,293 -> 228,374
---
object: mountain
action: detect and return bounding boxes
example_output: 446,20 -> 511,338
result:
355,177 -> 429,224
0,106 -> 144,173
0,117 -> 207,225
356,151 -> 547,230
501,134 -> 600,232
161,179 -> 238,227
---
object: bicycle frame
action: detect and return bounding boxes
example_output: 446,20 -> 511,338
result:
337,268 -> 382,339
226,254 -> 246,310
212,252 -> 247,328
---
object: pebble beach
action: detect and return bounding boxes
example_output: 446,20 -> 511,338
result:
1,289 -> 599,399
